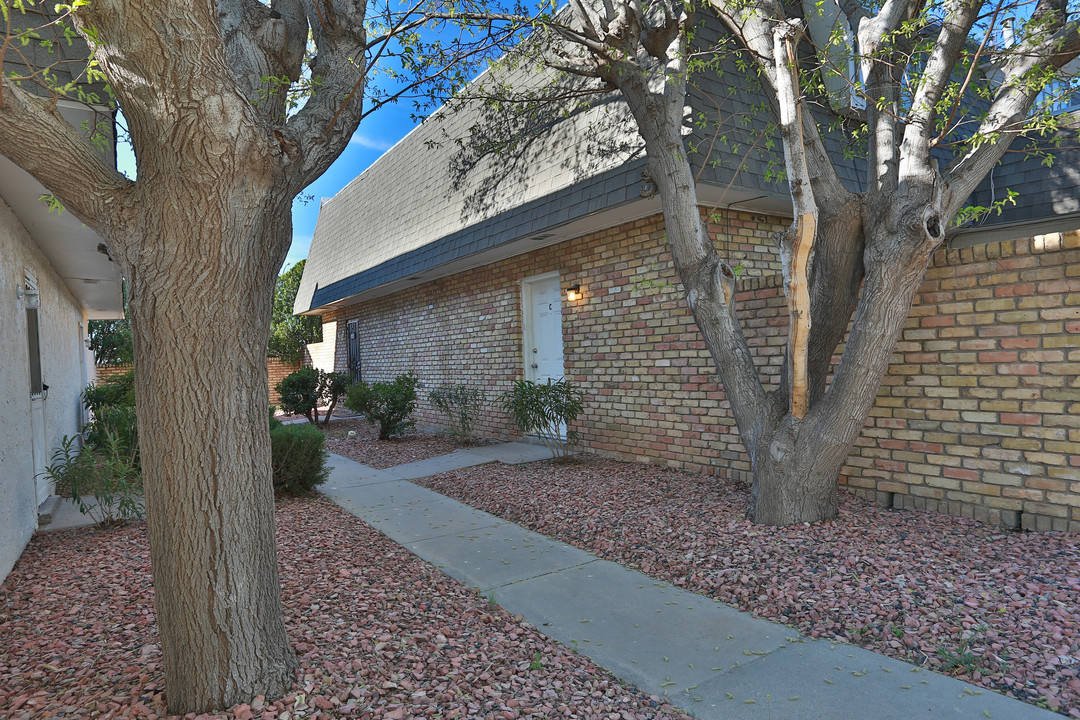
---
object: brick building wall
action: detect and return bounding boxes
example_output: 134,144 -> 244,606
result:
267,358 -> 301,404
319,212 -> 1079,531
305,320 -> 338,375
843,231 -> 1080,531
317,209 -> 784,443
94,364 -> 132,383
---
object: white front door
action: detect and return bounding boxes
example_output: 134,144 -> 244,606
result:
523,272 -> 565,384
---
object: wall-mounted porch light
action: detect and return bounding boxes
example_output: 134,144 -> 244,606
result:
565,284 -> 582,302
17,285 -> 40,309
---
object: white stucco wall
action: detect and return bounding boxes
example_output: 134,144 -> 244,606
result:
0,196 -> 87,585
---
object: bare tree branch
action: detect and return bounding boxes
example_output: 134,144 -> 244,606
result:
900,0 -> 982,181
219,0 -> 307,122
280,0 -> 368,189
855,0 -> 925,194
772,19 -> 817,418
708,0 -> 849,205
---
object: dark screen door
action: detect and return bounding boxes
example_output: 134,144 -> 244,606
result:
346,319 -> 362,382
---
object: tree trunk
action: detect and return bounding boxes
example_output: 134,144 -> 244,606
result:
749,196 -> 945,524
128,176 -> 297,713
750,416 -> 841,525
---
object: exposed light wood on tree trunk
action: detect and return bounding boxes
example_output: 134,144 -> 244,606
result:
787,211 -> 815,418
773,28 -> 817,420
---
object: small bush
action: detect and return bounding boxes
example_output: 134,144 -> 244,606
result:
41,434 -> 142,527
83,369 -> 135,415
85,405 -> 139,462
275,367 -> 352,426
269,405 -> 283,431
502,378 -> 584,461
429,383 -> 485,443
345,373 -> 419,440
82,370 -> 139,467
269,423 -> 329,494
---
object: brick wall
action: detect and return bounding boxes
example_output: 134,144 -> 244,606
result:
319,209 -> 784,444
842,231 -> 1080,531
95,359 -> 301,406
94,364 -> 132,383
320,213 -> 1079,531
305,320 -> 338,374
267,358 -> 301,405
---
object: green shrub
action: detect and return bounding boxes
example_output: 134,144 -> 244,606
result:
269,405 -> 283,431
429,383 -> 485,443
269,423 -> 329,494
85,404 -> 139,462
344,373 -> 419,440
502,378 -> 584,461
82,370 -> 139,466
83,369 -> 135,415
275,367 -> 352,426
41,434 -> 142,527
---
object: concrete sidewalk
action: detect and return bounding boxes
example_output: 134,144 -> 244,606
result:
322,448 -> 1059,720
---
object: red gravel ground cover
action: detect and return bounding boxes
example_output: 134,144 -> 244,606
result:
415,456 -> 1080,717
323,419 -> 460,469
0,496 -> 691,720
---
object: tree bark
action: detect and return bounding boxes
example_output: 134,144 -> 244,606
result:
1,0 -> 369,714
549,0 -> 1080,527
751,192 -> 945,524
129,176 -> 297,713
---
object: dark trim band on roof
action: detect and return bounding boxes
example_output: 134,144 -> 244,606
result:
309,158 -> 650,310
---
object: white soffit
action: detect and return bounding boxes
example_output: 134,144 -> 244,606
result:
0,102 -> 123,318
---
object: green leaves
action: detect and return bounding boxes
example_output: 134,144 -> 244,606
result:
501,378 -> 583,460
269,260 -> 323,365
429,383 -> 486,442
345,373 -> 420,440
276,367 -> 353,427
953,188 -> 1019,228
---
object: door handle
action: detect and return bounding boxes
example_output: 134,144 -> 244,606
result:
531,363 -> 538,369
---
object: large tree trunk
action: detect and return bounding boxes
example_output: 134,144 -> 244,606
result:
750,417 -> 841,525
128,174 -> 297,712
0,0 -> 372,713
749,195 -> 945,524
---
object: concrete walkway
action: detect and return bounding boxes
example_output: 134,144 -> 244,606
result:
322,446 -> 1060,720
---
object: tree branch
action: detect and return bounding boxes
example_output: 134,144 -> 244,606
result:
900,0 -> 981,181
0,78 -> 135,240
280,0 -> 368,189
772,20 -> 816,418
708,0 -> 850,205
858,0 -> 924,194
942,6 -> 1080,215
218,0 -> 308,122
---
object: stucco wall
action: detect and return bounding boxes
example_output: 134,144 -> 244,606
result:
0,197 -> 88,585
